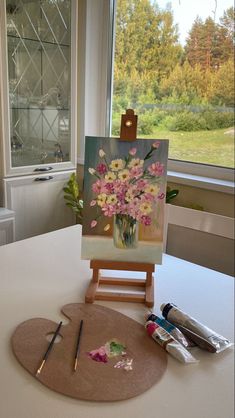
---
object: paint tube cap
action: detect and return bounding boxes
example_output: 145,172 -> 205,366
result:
145,321 -> 158,336
144,312 -> 157,322
161,303 -> 175,319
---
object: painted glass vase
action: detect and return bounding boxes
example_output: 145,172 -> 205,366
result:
113,214 -> 138,249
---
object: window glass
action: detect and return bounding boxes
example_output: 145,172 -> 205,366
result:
111,0 -> 234,168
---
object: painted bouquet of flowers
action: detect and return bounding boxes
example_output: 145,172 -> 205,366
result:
88,141 -> 165,249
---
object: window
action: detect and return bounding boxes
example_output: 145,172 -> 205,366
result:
111,0 -> 234,172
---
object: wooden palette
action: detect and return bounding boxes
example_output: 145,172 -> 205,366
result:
12,304 -> 167,401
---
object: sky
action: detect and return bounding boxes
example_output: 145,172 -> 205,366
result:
156,0 -> 234,44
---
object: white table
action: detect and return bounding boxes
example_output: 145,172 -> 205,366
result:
0,225 -> 234,418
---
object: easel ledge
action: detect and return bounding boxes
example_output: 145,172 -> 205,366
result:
85,260 -> 155,308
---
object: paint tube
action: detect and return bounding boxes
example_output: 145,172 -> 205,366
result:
145,321 -> 198,364
161,303 -> 233,353
145,313 -> 194,348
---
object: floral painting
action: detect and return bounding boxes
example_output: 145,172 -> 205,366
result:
81,136 -> 169,264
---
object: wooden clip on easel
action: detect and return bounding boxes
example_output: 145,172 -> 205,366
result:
85,109 -> 155,308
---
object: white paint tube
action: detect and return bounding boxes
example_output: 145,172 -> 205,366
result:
145,321 -> 199,364
161,303 -> 233,353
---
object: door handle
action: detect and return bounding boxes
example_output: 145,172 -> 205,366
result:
34,167 -> 53,172
34,176 -> 53,181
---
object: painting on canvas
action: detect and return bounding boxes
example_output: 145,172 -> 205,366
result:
81,136 -> 169,264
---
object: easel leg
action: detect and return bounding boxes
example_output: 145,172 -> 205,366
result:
145,271 -> 154,308
85,268 -> 100,303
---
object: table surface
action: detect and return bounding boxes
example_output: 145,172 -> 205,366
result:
0,225 -> 234,418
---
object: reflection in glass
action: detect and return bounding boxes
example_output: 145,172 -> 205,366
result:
6,0 -> 71,167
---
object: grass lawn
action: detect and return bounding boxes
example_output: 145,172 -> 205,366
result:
142,127 -> 234,168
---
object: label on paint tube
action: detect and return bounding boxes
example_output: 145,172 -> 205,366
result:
145,321 -> 198,364
161,303 -> 233,353
145,313 -> 194,348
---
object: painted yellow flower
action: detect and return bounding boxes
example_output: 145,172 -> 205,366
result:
106,194 -> 118,205
118,169 -> 130,181
104,224 -> 110,232
97,193 -> 107,207
145,184 -> 160,195
125,190 -> 135,202
140,201 -> 152,215
104,171 -> 116,182
109,159 -> 125,171
128,158 -> 144,169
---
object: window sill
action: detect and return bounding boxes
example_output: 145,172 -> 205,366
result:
167,170 -> 234,194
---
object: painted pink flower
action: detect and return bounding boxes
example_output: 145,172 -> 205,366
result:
116,202 -> 128,215
148,162 -> 164,176
158,192 -> 165,200
143,193 -> 155,202
129,147 -> 137,156
92,179 -> 106,194
90,200 -> 96,206
129,199 -> 140,218
140,215 -> 152,226
117,191 -> 126,204
136,179 -> 148,190
91,220 -> 97,228
152,141 -> 160,149
113,180 -> 127,194
96,163 -> 107,175
130,166 -> 143,179
105,182 -> 115,194
102,204 -> 116,217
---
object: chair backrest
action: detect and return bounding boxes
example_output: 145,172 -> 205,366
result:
167,204 -> 234,240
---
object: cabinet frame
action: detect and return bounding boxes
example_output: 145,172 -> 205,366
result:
0,0 -> 78,176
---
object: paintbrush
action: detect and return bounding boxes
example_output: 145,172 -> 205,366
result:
36,321 -> 63,376
74,319 -> 84,371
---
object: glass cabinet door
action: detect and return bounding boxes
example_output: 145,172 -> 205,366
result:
5,0 -> 73,168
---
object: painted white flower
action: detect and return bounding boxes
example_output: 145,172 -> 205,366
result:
109,159 -> 125,171
97,193 -> 107,207
139,201 -> 152,215
152,141 -> 160,149
125,190 -> 135,202
104,171 -> 116,183
99,149 -> 106,158
128,158 -> 144,169
118,169 -> 130,182
106,194 -> 118,205
145,184 -> 160,195
88,167 -> 96,175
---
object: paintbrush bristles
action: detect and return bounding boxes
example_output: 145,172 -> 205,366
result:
73,319 -> 83,372
74,358 -> 78,371
36,359 -> 46,375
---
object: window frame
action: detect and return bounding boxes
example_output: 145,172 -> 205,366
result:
78,0 -> 234,193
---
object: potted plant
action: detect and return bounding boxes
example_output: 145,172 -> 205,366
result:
63,173 -> 83,224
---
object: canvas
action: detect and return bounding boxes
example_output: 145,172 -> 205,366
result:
81,136 -> 169,264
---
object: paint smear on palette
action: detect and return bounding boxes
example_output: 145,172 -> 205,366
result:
114,358 -> 133,371
88,339 -> 126,363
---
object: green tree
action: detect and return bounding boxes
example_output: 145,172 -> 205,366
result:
218,7 -> 235,62
185,17 -> 224,70
114,0 -> 182,101
159,61 -> 210,104
185,8 -> 234,71
208,59 -> 235,106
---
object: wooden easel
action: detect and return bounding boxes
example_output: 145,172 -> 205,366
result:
85,109 -> 155,308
